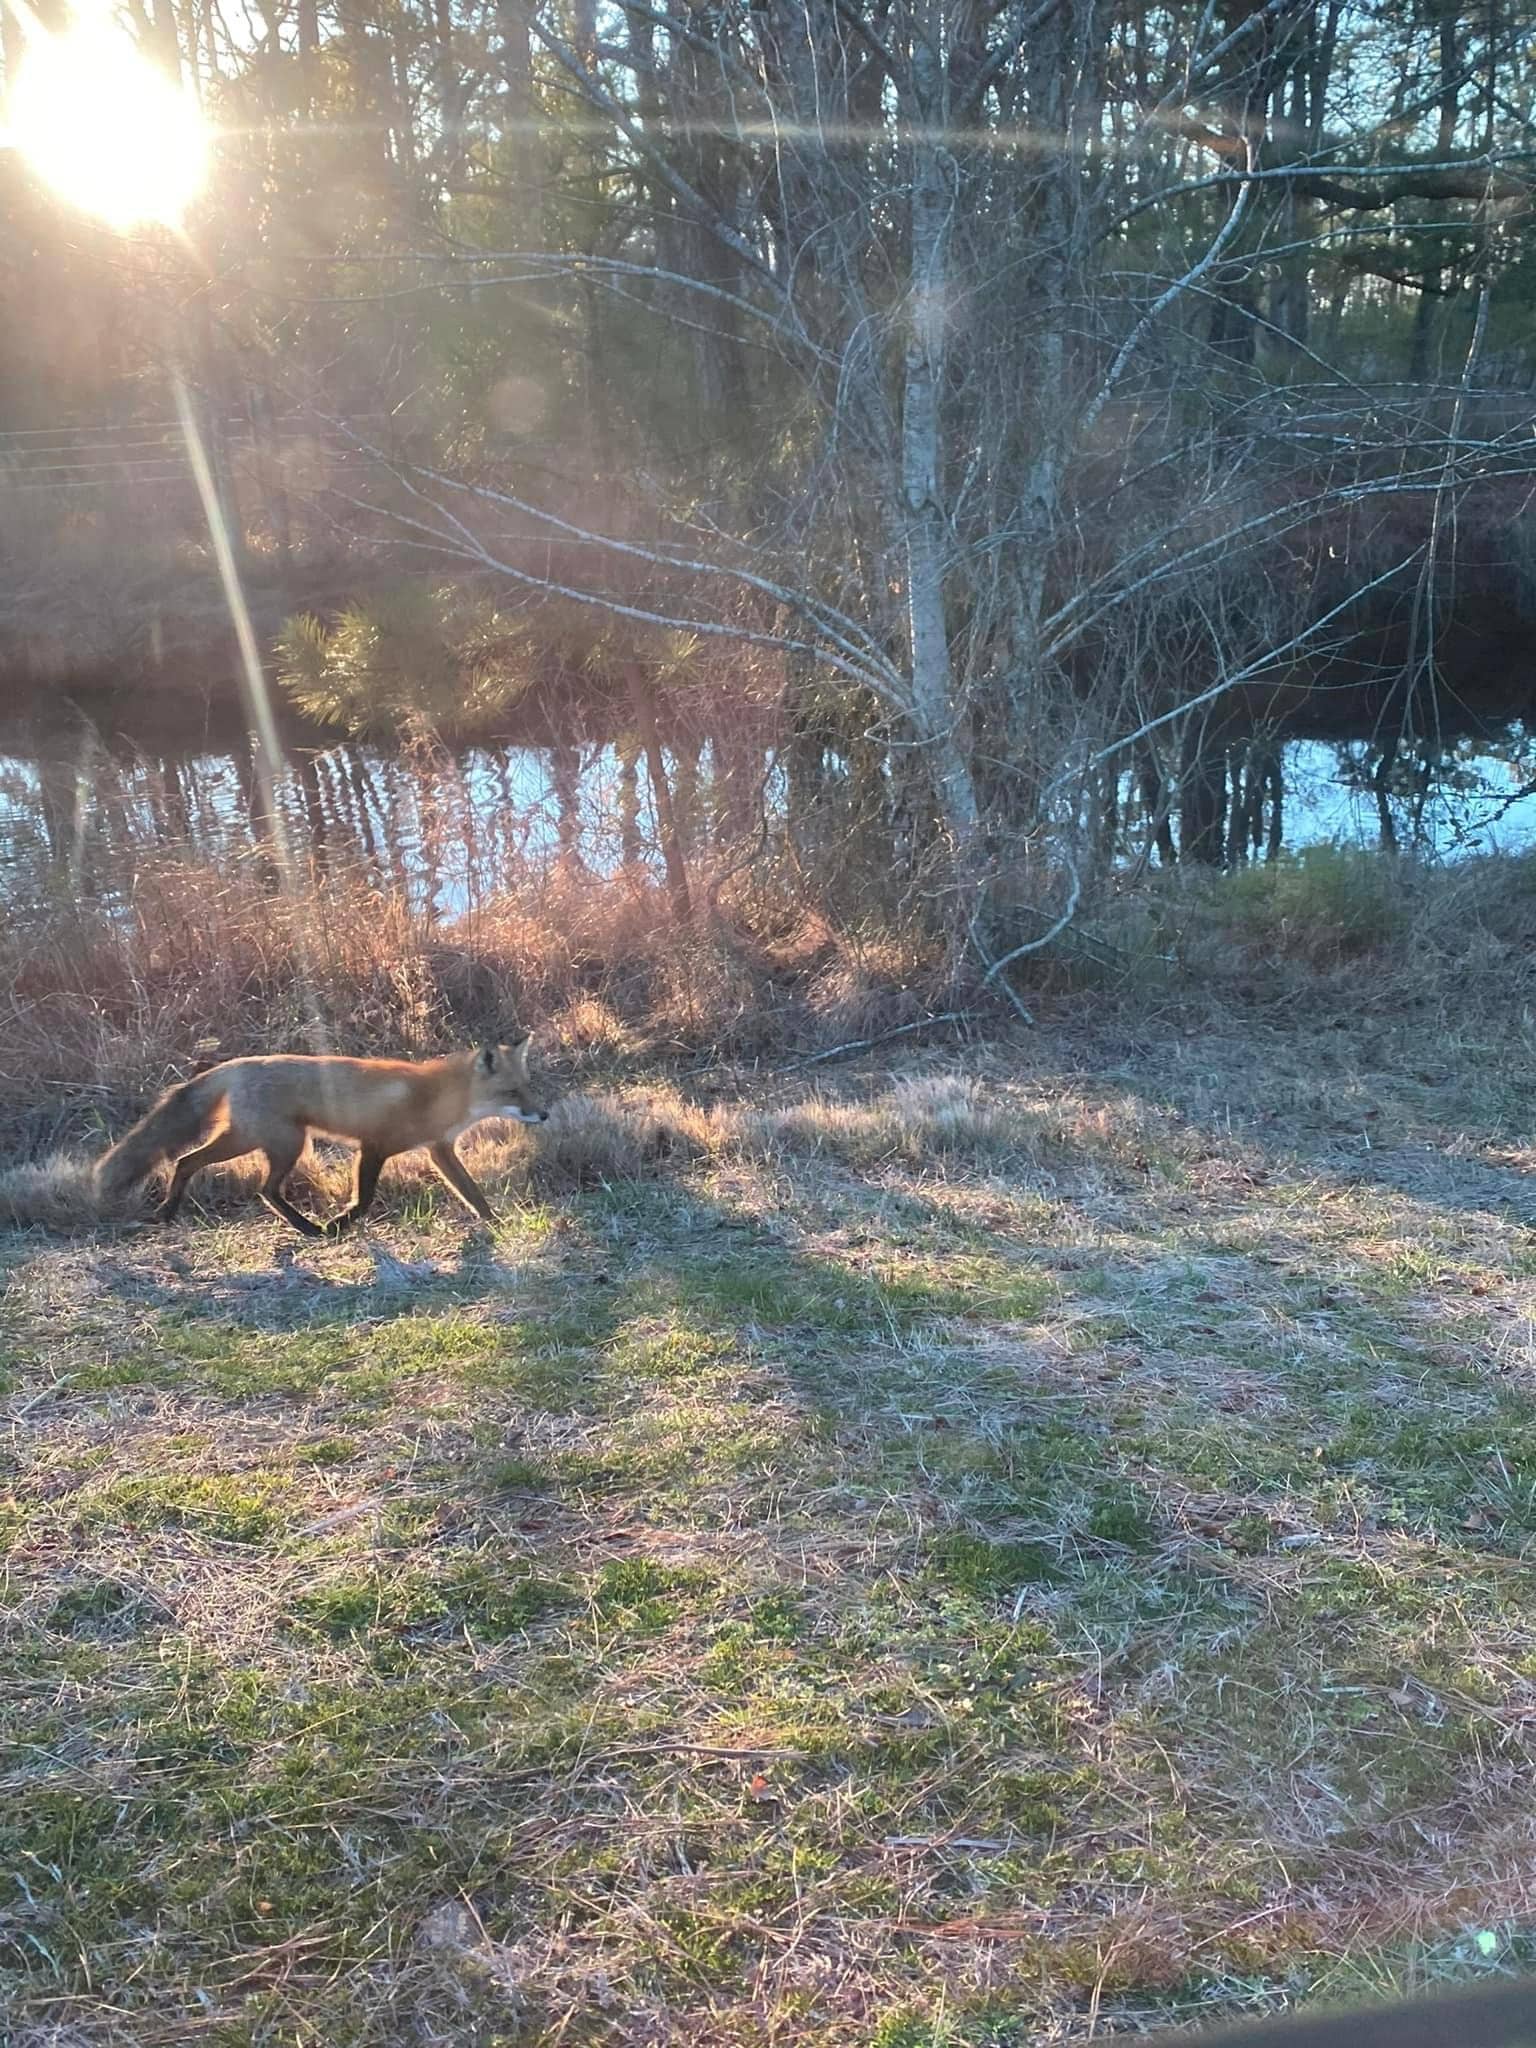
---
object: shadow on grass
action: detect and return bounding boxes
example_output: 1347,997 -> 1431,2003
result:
13,1067 -> 1536,2042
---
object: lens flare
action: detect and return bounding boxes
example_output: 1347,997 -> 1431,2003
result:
7,18 -> 208,229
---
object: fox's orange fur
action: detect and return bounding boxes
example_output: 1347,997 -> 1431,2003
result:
95,1041 -> 548,1238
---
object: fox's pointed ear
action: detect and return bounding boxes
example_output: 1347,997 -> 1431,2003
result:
478,1046 -> 497,1074
513,1033 -> 532,1056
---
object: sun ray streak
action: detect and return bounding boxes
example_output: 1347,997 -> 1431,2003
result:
172,372 -> 332,1052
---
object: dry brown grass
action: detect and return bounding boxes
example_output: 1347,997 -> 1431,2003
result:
0,1152 -> 104,1231
1,1076 -> 1040,1232
11,834 -> 1536,1223
0,856 -> 952,1162
739,1073 -> 1045,1170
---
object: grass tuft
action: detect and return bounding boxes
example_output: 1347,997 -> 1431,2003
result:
0,1151 -> 104,1229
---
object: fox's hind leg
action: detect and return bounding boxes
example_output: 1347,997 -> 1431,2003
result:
156,1129 -> 255,1224
256,1128 -> 327,1240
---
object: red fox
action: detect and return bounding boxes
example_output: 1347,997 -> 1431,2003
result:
95,1041 -> 549,1238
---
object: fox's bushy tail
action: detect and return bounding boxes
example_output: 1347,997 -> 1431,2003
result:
95,1074 -> 223,1199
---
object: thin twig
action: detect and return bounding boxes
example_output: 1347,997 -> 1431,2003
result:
497,1741 -> 808,1784
773,1010 -> 976,1074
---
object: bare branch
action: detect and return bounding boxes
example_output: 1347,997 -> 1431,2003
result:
1081,141 -> 1258,437
960,0 -> 1063,112
1112,151 -> 1536,232
979,850 -> 1082,986
1063,550 -> 1429,789
318,433 -> 907,703
527,15 -> 784,294
345,439 -> 905,690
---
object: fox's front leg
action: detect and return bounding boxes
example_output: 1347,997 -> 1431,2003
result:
427,1141 -> 497,1226
325,1148 -> 388,1236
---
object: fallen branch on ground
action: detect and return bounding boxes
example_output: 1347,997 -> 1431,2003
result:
772,1010 -> 976,1074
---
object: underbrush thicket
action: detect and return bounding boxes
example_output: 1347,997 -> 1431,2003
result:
7,840 -> 1536,1172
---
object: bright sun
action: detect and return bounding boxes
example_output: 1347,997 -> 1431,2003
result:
6,17 -> 208,230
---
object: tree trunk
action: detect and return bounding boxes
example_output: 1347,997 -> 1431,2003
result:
549,740 -> 583,871
1265,750 -> 1285,861
617,737 -> 643,878
900,0 -> 981,865
985,0 -> 1093,841
1180,719 -> 1228,865
673,738 -> 701,861
626,666 -> 692,924
496,0 -> 540,239
1374,736 -> 1400,854
1410,7 -> 1460,381
296,0 -> 318,71
1137,741 -> 1178,866
1225,747 -> 1249,868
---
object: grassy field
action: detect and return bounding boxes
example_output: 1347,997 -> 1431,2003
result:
7,994 -> 1536,2044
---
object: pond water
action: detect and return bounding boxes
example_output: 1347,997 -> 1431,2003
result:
0,684 -> 779,919
1284,740 -> 1536,859
3,688 -> 1535,921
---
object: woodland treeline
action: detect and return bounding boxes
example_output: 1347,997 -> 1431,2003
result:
5,0 -> 1536,937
